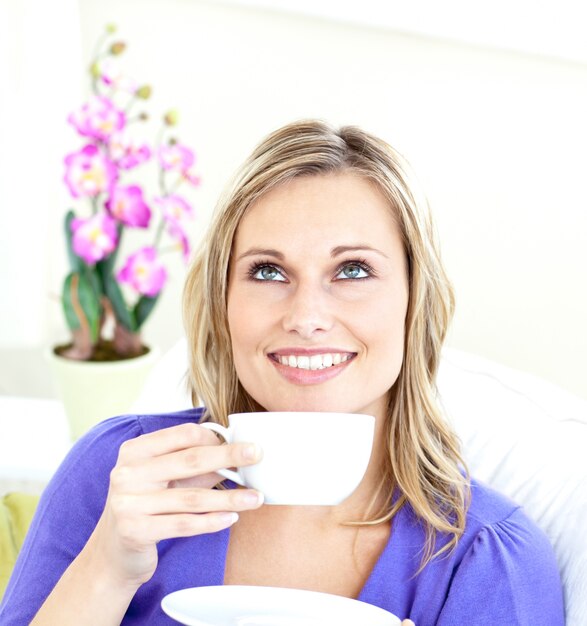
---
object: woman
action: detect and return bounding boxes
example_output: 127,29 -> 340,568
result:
0,120 -> 563,625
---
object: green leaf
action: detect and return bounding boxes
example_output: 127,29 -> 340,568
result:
61,271 -> 101,342
64,210 -> 84,273
62,274 -> 80,331
96,223 -> 123,276
133,294 -> 160,330
102,271 -> 136,332
84,263 -> 103,300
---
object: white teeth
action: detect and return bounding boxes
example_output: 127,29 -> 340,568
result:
275,353 -> 352,370
309,355 -> 322,370
297,356 -> 310,369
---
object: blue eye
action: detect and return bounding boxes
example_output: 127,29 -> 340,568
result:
249,263 -> 286,282
335,262 -> 372,280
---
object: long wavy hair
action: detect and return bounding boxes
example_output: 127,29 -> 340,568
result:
183,119 -> 469,566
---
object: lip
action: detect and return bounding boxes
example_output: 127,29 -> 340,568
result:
267,348 -> 357,386
269,347 -> 356,357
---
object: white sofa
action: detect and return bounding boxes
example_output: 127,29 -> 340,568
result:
132,341 -> 587,625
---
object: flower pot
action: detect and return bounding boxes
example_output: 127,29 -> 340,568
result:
45,346 -> 160,440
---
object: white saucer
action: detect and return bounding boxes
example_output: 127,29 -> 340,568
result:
161,585 -> 400,626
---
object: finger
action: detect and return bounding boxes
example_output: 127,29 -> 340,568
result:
169,472 -> 221,490
118,511 -> 241,547
113,487 -> 264,517
117,423 -> 220,464
401,620 -> 416,626
140,441 -> 263,485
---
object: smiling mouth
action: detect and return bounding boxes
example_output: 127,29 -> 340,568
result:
268,352 -> 356,370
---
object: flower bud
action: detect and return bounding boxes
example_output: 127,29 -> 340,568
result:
164,110 -> 179,126
136,85 -> 152,100
110,41 -> 126,55
90,61 -> 101,78
106,23 -> 117,34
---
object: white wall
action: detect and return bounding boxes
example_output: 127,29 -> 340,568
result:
1,0 -> 586,400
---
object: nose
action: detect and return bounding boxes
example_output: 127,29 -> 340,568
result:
281,281 -> 334,339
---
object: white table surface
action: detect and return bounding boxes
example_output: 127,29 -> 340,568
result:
0,395 -> 72,494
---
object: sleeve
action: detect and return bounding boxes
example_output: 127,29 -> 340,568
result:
436,507 -> 565,626
0,415 -> 143,625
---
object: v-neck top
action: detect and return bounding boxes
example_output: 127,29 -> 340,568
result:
0,409 -> 564,625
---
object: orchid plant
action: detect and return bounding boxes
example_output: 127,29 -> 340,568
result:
58,25 -> 200,361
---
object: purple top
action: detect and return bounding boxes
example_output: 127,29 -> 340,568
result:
0,409 -> 564,625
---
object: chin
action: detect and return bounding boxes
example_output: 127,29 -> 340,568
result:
259,392 -> 368,415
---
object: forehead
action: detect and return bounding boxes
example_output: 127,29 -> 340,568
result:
233,172 -> 402,252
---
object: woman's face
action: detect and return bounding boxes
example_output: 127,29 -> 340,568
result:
227,172 -> 409,420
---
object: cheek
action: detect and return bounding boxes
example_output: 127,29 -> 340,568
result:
227,292 -> 247,358
227,288 -> 269,362
365,292 -> 408,371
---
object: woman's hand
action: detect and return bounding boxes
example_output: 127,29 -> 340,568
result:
401,621 -> 415,625
87,422 -> 264,590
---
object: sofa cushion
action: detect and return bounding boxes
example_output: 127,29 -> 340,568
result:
438,348 -> 587,626
0,492 -> 40,600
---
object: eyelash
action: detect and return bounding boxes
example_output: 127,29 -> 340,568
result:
246,258 -> 377,281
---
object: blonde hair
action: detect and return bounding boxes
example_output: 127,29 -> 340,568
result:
183,119 -> 469,567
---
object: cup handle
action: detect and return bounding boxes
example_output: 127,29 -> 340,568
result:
199,422 -> 245,486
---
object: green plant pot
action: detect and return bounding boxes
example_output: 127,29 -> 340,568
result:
45,346 -> 160,440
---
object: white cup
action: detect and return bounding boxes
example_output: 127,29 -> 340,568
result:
200,412 -> 375,505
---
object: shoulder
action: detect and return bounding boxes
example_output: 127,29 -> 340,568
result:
42,407 -> 206,507
438,478 -> 564,624
465,476 -> 524,529
65,407 -> 205,462
458,477 -> 556,568
0,408 -> 205,624
368,479 -> 564,624
91,406 -> 206,439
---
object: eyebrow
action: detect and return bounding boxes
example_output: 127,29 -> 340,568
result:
235,244 -> 388,262
330,245 -> 389,259
235,248 -> 285,262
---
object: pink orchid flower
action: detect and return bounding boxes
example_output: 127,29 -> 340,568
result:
154,195 -> 193,225
154,195 -> 193,262
64,144 -> 118,198
117,246 -> 167,296
167,220 -> 191,263
106,185 -> 151,228
71,213 -> 118,265
109,131 -> 151,170
182,165 -> 202,187
157,143 -> 195,172
68,96 -> 126,142
97,57 -> 138,93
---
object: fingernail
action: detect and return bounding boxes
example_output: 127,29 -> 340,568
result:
242,443 -> 260,460
242,491 -> 264,506
221,512 -> 239,525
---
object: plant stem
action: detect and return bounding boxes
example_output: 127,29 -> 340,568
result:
158,166 -> 168,196
168,175 -> 184,194
153,218 -> 166,250
91,31 -> 110,61
91,76 -> 100,96
90,52 -> 110,97
155,123 -> 166,150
